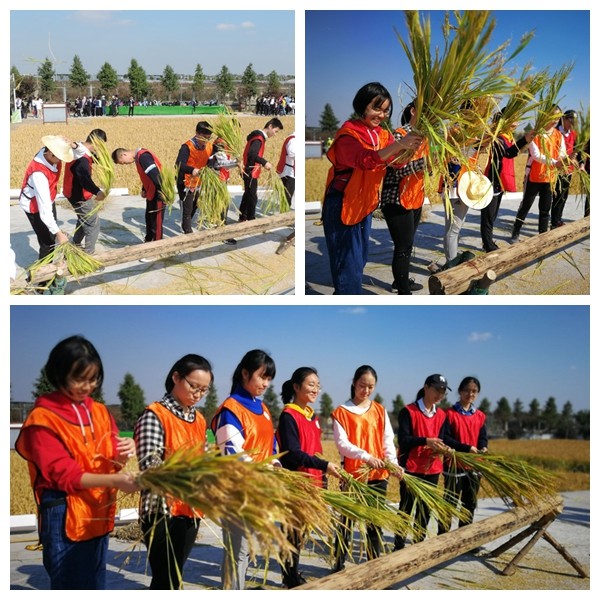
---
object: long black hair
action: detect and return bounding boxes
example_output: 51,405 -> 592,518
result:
165,354 -> 214,393
350,365 -> 377,399
230,349 -> 276,395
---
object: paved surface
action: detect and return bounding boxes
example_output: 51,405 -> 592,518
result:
305,194 -> 590,295
10,190 -> 295,295
9,491 -> 589,590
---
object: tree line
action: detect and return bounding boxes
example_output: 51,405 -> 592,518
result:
11,55 -> 291,106
10,369 -> 589,442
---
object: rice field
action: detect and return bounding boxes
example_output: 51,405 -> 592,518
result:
10,438 -> 589,516
10,114 -> 295,196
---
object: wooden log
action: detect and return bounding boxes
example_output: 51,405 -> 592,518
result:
428,217 -> 590,295
26,212 -> 295,285
297,495 -> 563,590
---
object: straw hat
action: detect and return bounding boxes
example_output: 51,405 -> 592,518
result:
41,135 -> 74,163
457,170 -> 493,210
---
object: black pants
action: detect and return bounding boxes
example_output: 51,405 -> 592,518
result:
239,174 -> 258,221
480,192 -> 503,251
512,180 -> 552,236
382,203 -> 422,295
281,176 -> 295,207
181,190 -> 198,233
25,204 -> 59,260
280,527 -> 304,586
395,472 -> 440,549
551,174 -> 572,227
145,198 -> 165,242
437,471 -> 481,534
141,515 -> 199,590
334,479 -> 388,568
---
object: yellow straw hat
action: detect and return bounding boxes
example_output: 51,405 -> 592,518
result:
457,170 -> 494,210
41,135 -> 74,163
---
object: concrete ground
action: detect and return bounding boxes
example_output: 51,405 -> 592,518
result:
305,194 -> 590,295
9,491 -> 589,590
10,189 -> 295,295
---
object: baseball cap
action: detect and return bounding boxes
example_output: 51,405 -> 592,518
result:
424,374 -> 451,391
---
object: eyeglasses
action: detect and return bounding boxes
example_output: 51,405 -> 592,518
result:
305,383 -> 321,391
67,377 -> 99,389
183,375 -> 210,396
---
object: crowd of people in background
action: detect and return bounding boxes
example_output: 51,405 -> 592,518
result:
255,95 -> 295,116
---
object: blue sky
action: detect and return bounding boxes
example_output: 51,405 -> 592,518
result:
306,10 -> 590,126
10,10 -> 294,77
10,305 -> 590,415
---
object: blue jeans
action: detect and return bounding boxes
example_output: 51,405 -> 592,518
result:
322,190 -> 371,294
39,489 -> 109,589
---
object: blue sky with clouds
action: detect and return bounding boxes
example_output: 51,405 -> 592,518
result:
10,10 -> 294,77
10,305 -> 590,415
306,10 -> 590,126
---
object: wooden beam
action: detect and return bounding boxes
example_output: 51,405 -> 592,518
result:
297,495 -> 564,590
25,212 -> 295,285
428,217 -> 590,295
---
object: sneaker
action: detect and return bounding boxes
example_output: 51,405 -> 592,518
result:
508,235 -> 520,245
139,257 -> 152,263
224,238 -> 237,245
484,243 -> 499,252
409,278 -> 423,292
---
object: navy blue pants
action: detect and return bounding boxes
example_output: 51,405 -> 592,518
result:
322,190 -> 371,295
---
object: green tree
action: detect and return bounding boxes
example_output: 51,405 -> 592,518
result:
319,103 -> 339,132
494,397 -> 512,433
478,397 -> 491,414
38,58 -> 56,97
68,54 -> 89,93
392,394 -> 405,415
373,393 -> 385,405
555,401 -> 576,439
215,65 -> 234,102
266,70 -> 282,96
541,396 -> 559,432
97,62 -> 119,95
574,409 -> 590,439
528,398 -> 541,432
512,398 -> 525,427
31,368 -> 54,401
127,59 -> 149,100
263,384 -> 281,427
319,392 -> 334,420
161,65 -> 179,101
240,63 -> 259,103
201,382 -> 219,426
192,63 -> 205,102
118,373 -> 146,430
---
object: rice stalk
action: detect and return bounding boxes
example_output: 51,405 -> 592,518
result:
158,162 -> 178,214
533,63 -> 574,133
575,103 -> 590,155
91,134 -> 115,195
195,166 -> 231,228
448,450 -> 558,507
210,108 -> 244,161
261,169 -> 291,215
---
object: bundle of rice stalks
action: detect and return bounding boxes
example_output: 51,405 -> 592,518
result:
261,169 -> 291,215
575,104 -> 590,154
210,108 -> 244,162
135,447 -> 332,564
158,163 -> 178,214
570,104 -> 590,197
394,10 -> 530,168
90,134 -> 115,196
532,63 -> 574,134
448,450 -> 558,507
28,241 -> 104,286
195,166 -> 232,228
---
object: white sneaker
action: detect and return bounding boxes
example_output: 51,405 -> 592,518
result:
139,257 -> 152,263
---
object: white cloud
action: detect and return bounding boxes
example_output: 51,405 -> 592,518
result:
216,23 -> 237,30
468,331 -> 493,342
340,307 -> 367,315
241,22 -> 256,29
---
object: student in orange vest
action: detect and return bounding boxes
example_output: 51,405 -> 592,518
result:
239,118 -> 283,221
395,374 -> 453,550
276,367 -> 342,588
63,129 -> 108,254
211,349 -> 279,590
481,111 -> 534,252
331,365 -> 403,571
134,354 -> 214,589
438,376 -> 488,543
276,131 -> 296,207
112,147 -> 165,249
551,109 -> 580,229
15,335 -> 139,589
380,101 -> 429,294
510,105 -> 568,242
322,82 -> 422,294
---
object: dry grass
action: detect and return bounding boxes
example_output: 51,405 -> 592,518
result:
10,115 -> 294,196
10,439 -> 589,516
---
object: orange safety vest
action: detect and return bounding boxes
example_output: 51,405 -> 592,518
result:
62,154 -> 94,200
135,148 -> 162,201
15,402 -> 118,542
20,157 -> 62,214
528,128 -> 564,184
243,131 -> 266,179
212,398 -> 275,462
276,134 -> 295,175
183,139 -> 214,190
331,401 -> 389,481
393,128 -> 429,210
146,402 -> 206,518
325,125 -> 392,225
